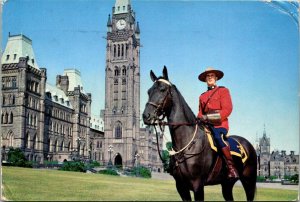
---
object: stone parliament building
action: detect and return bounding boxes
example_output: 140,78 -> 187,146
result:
1,0 -> 163,171
256,127 -> 299,178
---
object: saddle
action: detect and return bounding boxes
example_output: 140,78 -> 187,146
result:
204,126 -> 248,183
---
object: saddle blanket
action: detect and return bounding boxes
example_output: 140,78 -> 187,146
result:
206,132 -> 248,163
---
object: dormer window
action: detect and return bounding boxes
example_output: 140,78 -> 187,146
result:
6,55 -> 9,61
32,59 -> 35,64
60,98 -> 64,104
66,101 -> 70,106
14,54 -> 17,60
123,6 -> 125,11
53,95 -> 58,101
118,6 -> 120,11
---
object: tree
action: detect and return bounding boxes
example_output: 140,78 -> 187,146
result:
7,148 -> 32,167
161,141 -> 173,173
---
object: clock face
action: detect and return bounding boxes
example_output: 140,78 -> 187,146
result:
116,19 -> 126,30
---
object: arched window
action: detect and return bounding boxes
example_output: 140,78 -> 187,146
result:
9,112 -> 13,124
122,67 -> 126,76
113,45 -> 116,57
115,122 -> 122,139
114,79 -> 118,85
32,135 -> 36,149
8,132 -> 14,147
114,67 -> 119,76
1,113 -> 4,124
121,44 -> 124,57
27,134 -> 31,149
12,77 -> 17,88
54,140 -> 58,152
4,112 -> 8,124
12,95 -> 15,105
117,44 -> 120,57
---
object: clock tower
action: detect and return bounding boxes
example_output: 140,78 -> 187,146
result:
104,0 -> 141,167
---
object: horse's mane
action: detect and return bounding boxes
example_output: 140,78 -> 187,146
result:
172,84 -> 196,123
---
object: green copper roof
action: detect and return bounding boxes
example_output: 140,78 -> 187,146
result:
2,34 -> 39,69
114,0 -> 131,14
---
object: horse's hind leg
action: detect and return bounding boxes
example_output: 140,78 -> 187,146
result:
240,176 -> 256,201
176,180 -> 191,201
221,181 -> 236,201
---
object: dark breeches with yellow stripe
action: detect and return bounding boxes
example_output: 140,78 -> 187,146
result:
209,126 -> 228,148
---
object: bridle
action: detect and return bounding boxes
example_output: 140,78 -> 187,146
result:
146,78 -> 200,159
146,79 -> 173,123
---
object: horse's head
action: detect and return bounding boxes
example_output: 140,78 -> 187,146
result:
143,66 -> 173,125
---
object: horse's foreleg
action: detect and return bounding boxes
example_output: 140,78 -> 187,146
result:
193,185 -> 204,202
176,180 -> 191,201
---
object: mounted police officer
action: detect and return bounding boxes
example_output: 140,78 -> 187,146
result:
197,67 -> 239,180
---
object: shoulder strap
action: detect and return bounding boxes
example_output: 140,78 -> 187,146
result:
202,87 -> 220,112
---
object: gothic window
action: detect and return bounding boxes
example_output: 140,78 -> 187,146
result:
54,140 -> 58,152
115,122 -> 122,139
27,134 -> 31,149
121,44 -> 124,57
8,132 -> 14,147
4,112 -> 8,124
97,141 -> 99,148
114,45 -> 116,57
60,141 -> 63,151
118,44 -> 120,57
32,135 -> 36,149
122,68 -> 126,76
12,95 -> 15,105
126,44 -> 129,56
2,96 -> 5,105
9,112 -> 13,124
12,77 -> 17,88
35,82 -> 38,92
2,78 -> 5,88
1,113 -> 4,124
114,79 -> 118,85
25,133 -> 29,148
100,141 -> 102,148
114,68 -> 119,76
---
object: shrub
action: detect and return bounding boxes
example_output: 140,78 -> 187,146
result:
59,161 -> 85,172
290,174 -> 299,183
132,166 -> 152,178
7,148 -> 32,168
98,169 -> 119,176
256,176 -> 266,182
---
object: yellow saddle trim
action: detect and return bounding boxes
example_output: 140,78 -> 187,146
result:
204,127 -> 248,163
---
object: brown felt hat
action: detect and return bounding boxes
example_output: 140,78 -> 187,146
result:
198,67 -> 224,82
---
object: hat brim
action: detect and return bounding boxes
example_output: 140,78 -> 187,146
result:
198,70 -> 224,82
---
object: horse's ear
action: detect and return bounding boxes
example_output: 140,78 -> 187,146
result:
150,70 -> 158,82
163,65 -> 169,81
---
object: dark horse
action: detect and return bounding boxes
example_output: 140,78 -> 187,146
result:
143,66 -> 257,201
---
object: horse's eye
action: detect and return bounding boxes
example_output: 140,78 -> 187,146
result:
160,86 -> 166,92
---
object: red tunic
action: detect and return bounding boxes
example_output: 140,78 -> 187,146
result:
197,86 -> 233,130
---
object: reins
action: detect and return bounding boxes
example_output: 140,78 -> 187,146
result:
147,78 -> 203,162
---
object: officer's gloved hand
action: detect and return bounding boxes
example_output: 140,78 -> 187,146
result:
197,115 -> 208,123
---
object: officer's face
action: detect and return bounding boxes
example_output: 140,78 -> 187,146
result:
206,73 -> 217,87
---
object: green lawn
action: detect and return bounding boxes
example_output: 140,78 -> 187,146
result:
2,167 -> 298,201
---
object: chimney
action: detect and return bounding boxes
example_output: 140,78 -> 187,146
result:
56,75 -> 69,94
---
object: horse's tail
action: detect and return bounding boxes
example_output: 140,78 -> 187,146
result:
231,135 -> 257,201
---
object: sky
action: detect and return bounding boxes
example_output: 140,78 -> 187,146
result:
2,0 -> 299,153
